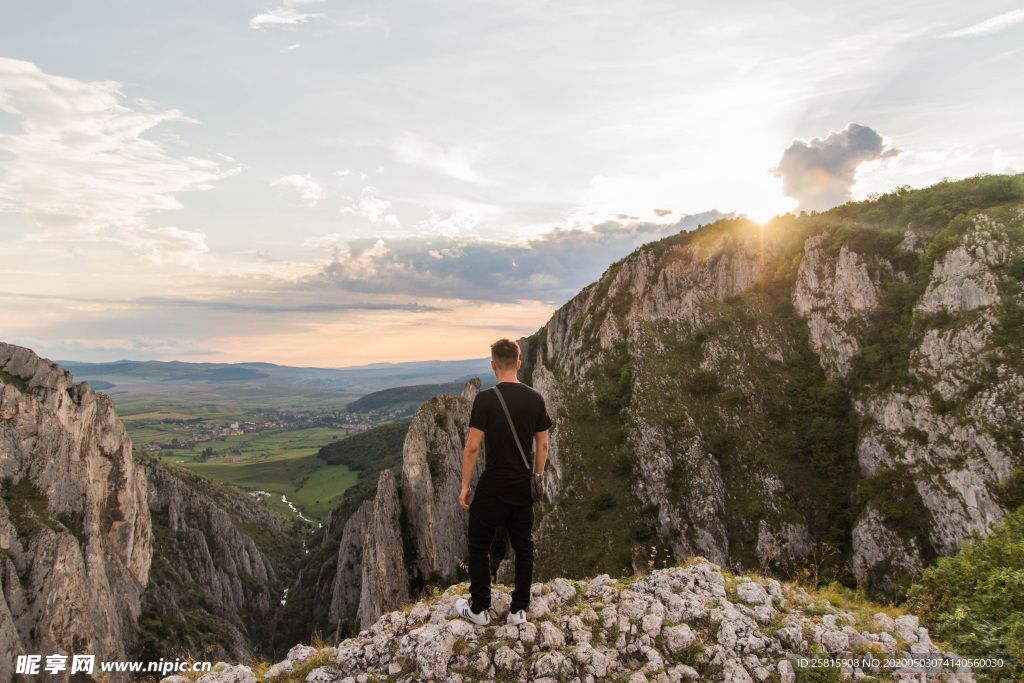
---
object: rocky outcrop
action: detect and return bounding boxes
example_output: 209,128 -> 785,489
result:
230,561 -> 973,683
401,392 -> 481,585
793,234 -> 888,377
916,215 -> 1010,314
851,507 -> 924,588
0,342 -> 152,682
139,458 -> 283,661
327,500 -> 372,624
358,470 -> 409,628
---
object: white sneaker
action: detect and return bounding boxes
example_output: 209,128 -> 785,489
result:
506,609 -> 527,625
455,598 -> 490,626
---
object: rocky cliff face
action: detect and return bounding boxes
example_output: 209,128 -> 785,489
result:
849,213 -> 1023,586
327,500 -> 372,625
319,380 -> 487,634
517,177 -> 1024,589
401,384 -> 483,586
357,470 -> 409,628
138,457 -> 294,662
0,342 -> 152,681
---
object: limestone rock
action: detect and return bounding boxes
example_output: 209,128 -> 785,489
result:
328,500 -> 373,623
793,234 -> 886,377
258,562 -> 971,683
142,457 -> 280,660
400,394 -> 483,586
0,343 -> 152,682
358,470 -> 409,627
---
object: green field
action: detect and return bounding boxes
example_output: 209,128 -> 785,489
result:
149,427 -> 358,523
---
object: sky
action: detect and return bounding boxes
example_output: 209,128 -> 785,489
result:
0,1 -> 1021,367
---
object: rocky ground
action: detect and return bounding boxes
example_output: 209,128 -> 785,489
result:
163,560 -> 973,683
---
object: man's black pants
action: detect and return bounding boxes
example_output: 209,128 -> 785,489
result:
467,494 -> 534,614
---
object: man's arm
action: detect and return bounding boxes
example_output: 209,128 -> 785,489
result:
460,427 -> 484,510
534,430 -> 548,475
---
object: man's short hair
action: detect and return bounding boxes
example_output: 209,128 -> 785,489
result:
491,338 -> 520,370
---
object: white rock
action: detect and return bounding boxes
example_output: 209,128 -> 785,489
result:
264,660 -> 293,679
641,613 -> 663,637
894,615 -> 920,642
722,658 -> 754,683
822,631 -> 850,653
872,613 -> 895,632
493,646 -> 521,671
305,667 -> 345,683
550,578 -> 576,603
663,623 -> 697,653
196,665 -> 257,683
736,582 -> 770,606
671,664 -> 700,681
540,621 -> 566,649
288,644 -> 318,665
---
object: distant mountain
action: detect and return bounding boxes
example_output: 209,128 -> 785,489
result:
57,357 -> 493,404
344,380 -> 495,413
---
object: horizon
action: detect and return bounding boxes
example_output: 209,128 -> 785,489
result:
1,1 -> 1021,365
55,354 -> 491,370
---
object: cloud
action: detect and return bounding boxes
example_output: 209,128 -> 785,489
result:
417,203 -> 503,238
249,3 -> 326,30
0,290 -> 444,314
272,173 -> 325,206
940,9 -> 1024,38
116,226 -> 209,268
338,187 -> 400,228
0,58 -> 237,244
773,124 -> 900,212
305,210 -> 730,303
392,132 -> 487,184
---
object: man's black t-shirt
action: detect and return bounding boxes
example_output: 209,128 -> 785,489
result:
470,382 -> 552,507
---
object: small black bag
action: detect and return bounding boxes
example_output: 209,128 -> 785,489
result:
530,472 -> 545,502
493,386 -> 545,503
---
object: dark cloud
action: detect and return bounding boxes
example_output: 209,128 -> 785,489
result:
308,211 -> 731,304
773,124 -> 900,212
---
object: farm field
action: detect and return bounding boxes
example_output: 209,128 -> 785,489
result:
150,426 -> 358,523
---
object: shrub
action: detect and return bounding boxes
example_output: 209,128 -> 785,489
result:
996,468 -> 1024,511
686,370 -> 719,395
612,448 -> 635,477
908,506 -> 1024,682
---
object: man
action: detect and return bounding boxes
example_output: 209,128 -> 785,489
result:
456,338 -> 551,626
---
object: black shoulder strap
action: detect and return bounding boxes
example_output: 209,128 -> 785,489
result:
492,386 -> 533,472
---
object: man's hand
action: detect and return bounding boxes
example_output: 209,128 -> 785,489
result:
461,427 -> 483,512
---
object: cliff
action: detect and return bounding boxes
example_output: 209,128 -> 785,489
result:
137,456 -> 301,662
0,342 -> 152,682
1,343 -> 306,673
315,380 -> 486,634
520,174 -> 1024,589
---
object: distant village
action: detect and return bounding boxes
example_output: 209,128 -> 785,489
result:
136,406 -> 410,452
